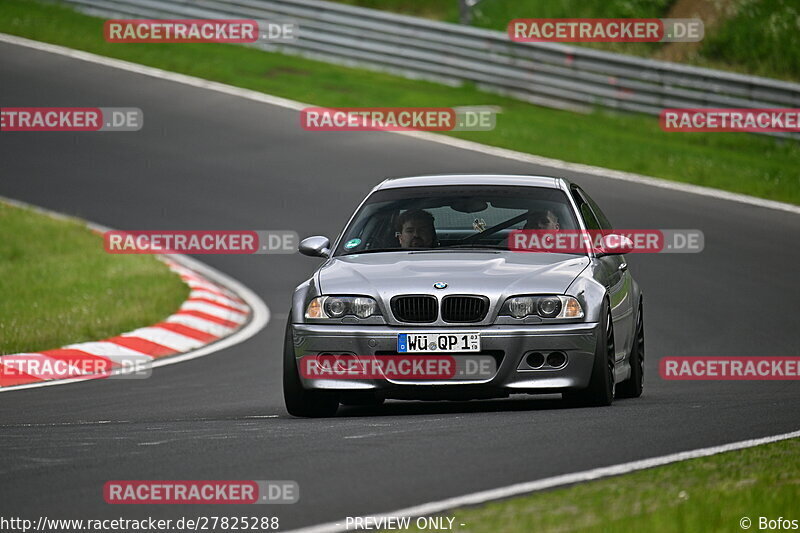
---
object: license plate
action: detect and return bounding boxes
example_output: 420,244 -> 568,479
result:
397,332 -> 480,353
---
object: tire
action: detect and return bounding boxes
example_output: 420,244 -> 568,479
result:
340,392 -> 385,407
564,301 -> 615,407
616,302 -> 644,399
283,320 -> 339,417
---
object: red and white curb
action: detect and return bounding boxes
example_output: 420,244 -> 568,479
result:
0,259 -> 250,388
0,198 -> 270,392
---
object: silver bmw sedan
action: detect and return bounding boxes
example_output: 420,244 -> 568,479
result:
284,175 -> 644,417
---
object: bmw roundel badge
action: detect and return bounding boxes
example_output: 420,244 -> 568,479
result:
433,281 -> 448,289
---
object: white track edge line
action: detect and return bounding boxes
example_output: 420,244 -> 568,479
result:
1,32 -> 797,216
0,194 -> 270,393
285,428 -> 800,533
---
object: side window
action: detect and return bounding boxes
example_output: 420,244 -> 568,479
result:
358,209 -> 395,249
578,187 -> 613,230
571,188 -> 601,230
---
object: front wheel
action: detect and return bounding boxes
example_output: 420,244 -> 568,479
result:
616,302 -> 644,399
564,302 -> 615,407
283,320 -> 339,417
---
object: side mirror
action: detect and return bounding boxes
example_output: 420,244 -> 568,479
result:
299,236 -> 331,258
598,233 -> 634,256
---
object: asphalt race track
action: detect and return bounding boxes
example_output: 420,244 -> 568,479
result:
1,41 -> 799,530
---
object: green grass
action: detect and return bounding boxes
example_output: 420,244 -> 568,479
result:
330,0 -> 800,82
1,0 -> 799,204
391,438 -> 800,533
0,202 -> 189,355
697,0 -> 800,81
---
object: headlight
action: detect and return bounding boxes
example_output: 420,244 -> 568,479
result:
537,297 -> 562,318
351,297 -> 378,318
500,295 -> 583,319
305,296 -> 380,319
508,297 -> 536,318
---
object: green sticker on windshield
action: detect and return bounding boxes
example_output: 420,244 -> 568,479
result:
344,238 -> 362,249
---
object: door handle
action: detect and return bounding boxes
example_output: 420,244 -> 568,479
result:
618,262 -> 628,272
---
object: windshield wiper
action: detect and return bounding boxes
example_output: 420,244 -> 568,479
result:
340,244 -> 511,256
339,247 -> 421,256
436,243 -> 509,250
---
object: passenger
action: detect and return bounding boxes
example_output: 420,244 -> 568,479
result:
525,209 -> 560,230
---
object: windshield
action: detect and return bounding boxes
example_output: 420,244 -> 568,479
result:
333,184 -> 581,256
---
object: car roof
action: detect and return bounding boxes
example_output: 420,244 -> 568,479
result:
374,174 -> 571,191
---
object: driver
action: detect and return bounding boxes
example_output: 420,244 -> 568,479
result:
396,209 -> 437,248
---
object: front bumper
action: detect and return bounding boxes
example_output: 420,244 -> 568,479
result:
290,322 -> 599,399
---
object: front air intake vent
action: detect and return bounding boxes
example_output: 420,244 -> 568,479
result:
441,295 -> 489,323
391,295 -> 437,323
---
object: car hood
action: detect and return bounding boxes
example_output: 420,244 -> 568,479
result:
318,251 -> 589,300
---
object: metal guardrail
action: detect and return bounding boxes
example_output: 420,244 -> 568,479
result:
62,0 -> 800,138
